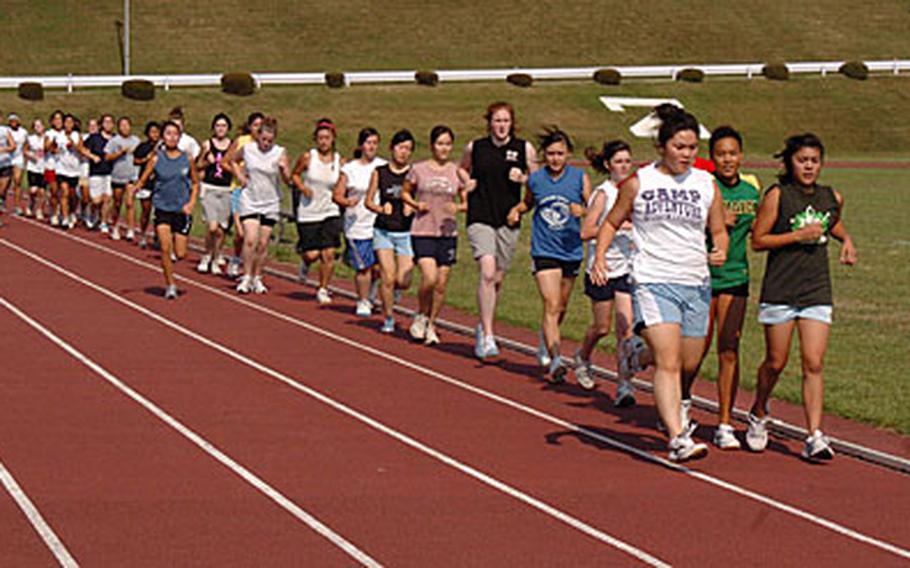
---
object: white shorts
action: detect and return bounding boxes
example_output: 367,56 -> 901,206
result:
89,175 -> 112,200
11,156 -> 24,169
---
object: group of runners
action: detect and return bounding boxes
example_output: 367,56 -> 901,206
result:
0,101 -> 857,464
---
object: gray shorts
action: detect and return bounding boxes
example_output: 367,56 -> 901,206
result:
201,184 -> 233,229
467,222 -> 520,271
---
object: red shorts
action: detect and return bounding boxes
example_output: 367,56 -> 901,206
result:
44,169 -> 57,185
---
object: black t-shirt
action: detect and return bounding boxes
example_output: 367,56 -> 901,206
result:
467,136 -> 527,228
134,140 -> 156,188
373,164 -> 412,232
85,133 -> 113,176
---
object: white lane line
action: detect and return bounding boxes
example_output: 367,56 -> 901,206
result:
0,456 -> 79,567
0,296 -> 381,568
7,228 -> 910,562
0,239 -> 671,567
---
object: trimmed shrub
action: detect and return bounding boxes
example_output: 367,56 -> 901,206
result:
762,62 -> 790,81
17,82 -> 43,101
676,68 -> 704,83
221,72 -> 256,96
325,72 -> 346,89
121,79 -> 155,101
415,70 -> 439,87
593,68 -> 622,86
840,60 -> 868,80
506,73 -> 533,88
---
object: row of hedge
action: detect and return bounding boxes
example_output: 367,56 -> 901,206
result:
13,62 -> 873,100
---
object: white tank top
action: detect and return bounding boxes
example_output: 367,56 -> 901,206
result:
297,149 -> 341,222
585,179 -> 633,278
631,163 -> 715,286
239,142 -> 284,216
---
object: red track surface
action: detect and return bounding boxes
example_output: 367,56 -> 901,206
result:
0,217 -> 908,567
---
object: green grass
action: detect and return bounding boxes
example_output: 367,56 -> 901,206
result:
3,1 -> 910,75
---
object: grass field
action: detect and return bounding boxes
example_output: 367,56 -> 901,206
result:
3,1 -> 910,75
0,80 -> 908,434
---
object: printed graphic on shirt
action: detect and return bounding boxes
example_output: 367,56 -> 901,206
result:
791,204 -> 831,244
640,187 -> 705,222
538,194 -> 572,230
505,149 -> 519,162
724,199 -> 757,215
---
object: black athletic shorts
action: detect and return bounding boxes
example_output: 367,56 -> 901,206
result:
296,216 -> 342,253
712,282 -> 750,298
412,236 -> 457,266
584,273 -> 632,302
57,175 -> 79,188
240,213 -> 278,227
0,166 -> 11,178
27,171 -> 46,189
154,209 -> 193,236
532,256 -> 581,278
112,181 -> 130,191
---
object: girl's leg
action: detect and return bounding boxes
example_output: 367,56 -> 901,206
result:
476,255 -> 505,337
683,297 -> 718,400
318,248 -> 335,289
534,269 -> 564,356
252,224 -> 273,277
156,224 -> 175,286
751,321 -> 796,418
124,184 -> 136,234
396,254 -> 414,292
59,182 -> 70,220
796,319 -> 830,433
376,249 -> 396,318
613,291 -> 634,341
429,265 -> 451,324
416,258 -> 438,317
579,299 -> 613,361
715,294 -> 748,425
139,200 -> 152,236
12,168 -> 23,212
173,233 -> 189,261
354,267 -> 372,301
556,274 -> 576,326
241,219 -> 261,276
641,323 -> 684,438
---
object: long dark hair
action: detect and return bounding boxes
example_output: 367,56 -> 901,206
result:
653,103 -> 699,146
774,133 -> 825,185
353,127 -> 380,159
585,139 -> 630,173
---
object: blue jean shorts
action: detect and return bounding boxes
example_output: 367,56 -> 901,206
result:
346,237 -> 376,271
633,282 -> 711,337
758,303 -> 833,325
372,228 -> 413,256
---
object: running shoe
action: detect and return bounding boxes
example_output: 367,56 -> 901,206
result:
483,335 -> 499,358
424,324 -> 440,346
210,261 -> 223,276
316,287 -> 332,305
393,289 -> 402,304
713,424 -> 741,450
618,336 -> 647,378
196,254 -> 212,273
548,355 -> 567,384
474,324 -> 486,359
355,299 -> 372,317
380,316 -> 395,334
170,252 -> 177,262
84,217 -> 95,231
236,275 -> 253,294
100,223 -> 110,234
745,412 -> 771,452
164,284 -> 178,300
801,430 -> 835,462
227,258 -> 242,279
409,314 -> 428,340
66,216 -> 76,230
614,379 -> 636,408
35,210 -> 44,221
50,214 -> 59,227
138,236 -> 148,249
668,433 -> 708,462
13,207 -> 23,216
368,279 -> 380,306
125,229 -> 135,241
252,276 -> 268,295
111,226 -> 121,240
536,331 -> 552,367
297,260 -> 309,283
573,349 -> 596,390
215,255 -> 227,267
24,206 -> 32,217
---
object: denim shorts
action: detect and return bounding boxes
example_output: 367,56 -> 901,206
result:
633,281 -> 711,337
758,303 -> 833,325
372,228 -> 413,256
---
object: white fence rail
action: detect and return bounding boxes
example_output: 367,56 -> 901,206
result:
1,59 -> 907,92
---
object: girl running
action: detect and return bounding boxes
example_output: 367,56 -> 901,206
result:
228,117 -> 291,294
747,133 -> 856,462
7,113 -> 29,216
686,126 -> 761,450
461,102 -> 538,359
106,116 -> 141,241
82,114 -> 115,232
402,125 -> 469,345
333,127 -> 386,316
508,127 -> 591,382
43,110 -> 64,226
134,121 -> 200,299
574,140 -> 636,403
23,119 -> 47,219
365,129 -> 416,333
77,118 -> 96,225
0,113 -> 14,216
54,114 -> 84,230
591,107 -> 729,462
133,121 -> 161,248
292,118 -> 343,305
196,113 -> 234,275
225,112 -> 264,278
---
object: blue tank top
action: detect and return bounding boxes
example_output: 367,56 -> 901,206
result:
153,149 -> 191,212
529,165 -> 585,261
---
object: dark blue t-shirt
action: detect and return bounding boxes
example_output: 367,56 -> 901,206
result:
85,133 -> 113,176
152,149 -> 191,212
529,165 -> 585,261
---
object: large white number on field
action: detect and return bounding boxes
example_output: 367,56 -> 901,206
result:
600,97 -> 711,140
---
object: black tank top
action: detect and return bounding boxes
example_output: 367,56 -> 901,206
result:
202,138 -> 233,187
374,164 -> 412,232
467,136 -> 527,228
760,182 -> 840,306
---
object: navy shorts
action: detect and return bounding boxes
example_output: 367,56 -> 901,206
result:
584,273 -> 632,302
532,256 -> 581,278
712,282 -> 750,298
412,236 -> 457,266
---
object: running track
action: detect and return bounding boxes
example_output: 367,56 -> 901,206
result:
0,217 -> 908,566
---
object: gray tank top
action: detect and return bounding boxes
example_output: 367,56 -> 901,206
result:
239,142 -> 284,216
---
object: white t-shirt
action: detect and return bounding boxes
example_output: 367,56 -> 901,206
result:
44,128 -> 62,170
25,133 -> 46,173
178,133 -> 201,160
341,157 -> 386,240
586,179 -> 633,279
238,142 -> 285,217
55,131 -> 83,177
9,126 -> 28,167
631,163 -> 716,286
0,126 -> 11,169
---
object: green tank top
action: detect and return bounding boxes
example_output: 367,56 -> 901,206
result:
708,174 -> 760,290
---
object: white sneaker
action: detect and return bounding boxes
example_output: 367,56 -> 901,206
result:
746,413 -> 771,452
548,355 -> 567,384
483,335 -> 499,358
215,255 -> 227,267
252,276 -> 268,294
24,206 -> 32,217
474,324 -> 486,359
316,287 -> 332,305
573,349 -> 595,390
236,275 -> 252,294
669,434 -> 708,462
380,316 -> 395,334
50,214 -> 59,227
84,217 -> 95,230
802,430 -> 834,462
125,229 -> 135,241
424,324 -> 440,345
100,223 -> 109,234
67,216 -> 76,229
35,210 -> 45,221
714,424 -> 741,450
409,314 -> 428,340
297,260 -> 309,283
196,254 -> 212,273
210,261 -> 223,276
614,379 -> 636,408
355,299 -> 372,317
138,236 -> 148,249
164,284 -> 178,300
227,258 -> 242,279
536,331 -> 552,367
111,226 -> 121,240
